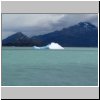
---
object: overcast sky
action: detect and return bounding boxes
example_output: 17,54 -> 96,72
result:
2,14 -> 98,39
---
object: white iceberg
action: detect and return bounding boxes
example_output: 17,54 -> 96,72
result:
33,42 -> 64,50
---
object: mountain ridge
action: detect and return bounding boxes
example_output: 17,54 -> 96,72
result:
2,22 -> 98,47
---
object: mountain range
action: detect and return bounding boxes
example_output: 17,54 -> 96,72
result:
2,22 -> 98,47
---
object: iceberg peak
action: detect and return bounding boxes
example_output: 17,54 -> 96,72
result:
48,42 -> 64,49
33,42 -> 64,50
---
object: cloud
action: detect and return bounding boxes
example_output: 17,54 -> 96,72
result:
2,14 -> 98,39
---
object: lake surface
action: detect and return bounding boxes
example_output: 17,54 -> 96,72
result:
2,47 -> 98,86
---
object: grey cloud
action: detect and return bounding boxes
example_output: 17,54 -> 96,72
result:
2,14 -> 98,39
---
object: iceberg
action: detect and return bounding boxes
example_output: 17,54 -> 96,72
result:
33,42 -> 64,50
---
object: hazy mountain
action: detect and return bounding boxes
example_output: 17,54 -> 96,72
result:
2,32 -> 31,46
2,22 -> 98,47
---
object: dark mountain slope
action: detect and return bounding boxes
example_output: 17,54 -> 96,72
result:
2,22 -> 98,47
31,22 -> 98,47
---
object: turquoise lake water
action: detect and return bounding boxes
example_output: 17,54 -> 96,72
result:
2,47 -> 98,86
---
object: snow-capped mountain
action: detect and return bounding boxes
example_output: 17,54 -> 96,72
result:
2,22 -> 98,47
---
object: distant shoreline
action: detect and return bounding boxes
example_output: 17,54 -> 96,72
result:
2,46 -> 98,48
